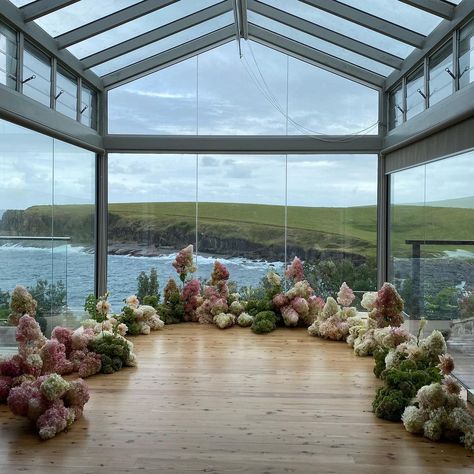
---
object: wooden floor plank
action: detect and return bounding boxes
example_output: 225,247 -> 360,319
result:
0,324 -> 472,473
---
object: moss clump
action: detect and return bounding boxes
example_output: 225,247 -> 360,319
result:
373,347 -> 389,378
251,311 -> 278,334
88,332 -> 130,374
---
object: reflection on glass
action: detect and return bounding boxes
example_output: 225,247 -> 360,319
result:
55,65 -> 77,120
80,83 -> 97,129
248,11 -> 394,76
429,41 -> 454,107
389,150 -> 474,390
92,12 -> 234,76
34,0 -> 142,38
0,22 -> 17,89
0,118 -> 95,343
107,154 -> 197,309
23,43 -> 51,107
459,19 -> 474,90
406,66 -> 425,120
388,83 -> 404,130
287,154 -> 377,299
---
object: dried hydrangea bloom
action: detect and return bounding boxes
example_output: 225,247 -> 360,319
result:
370,283 -> 404,328
437,353 -> 455,375
281,306 -> 299,326
9,286 -> 37,325
213,313 -> 235,329
229,300 -> 245,316
266,271 -> 282,287
39,340 -> 74,375
172,244 -> 196,281
126,295 -> 140,309
443,375 -> 461,395
211,261 -> 230,285
285,257 -> 305,283
237,313 -> 254,327
291,297 -> 309,317
337,282 -> 355,307
322,297 -> 339,319
361,291 -> 377,311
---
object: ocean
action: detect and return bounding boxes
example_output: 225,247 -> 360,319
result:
0,244 -> 284,311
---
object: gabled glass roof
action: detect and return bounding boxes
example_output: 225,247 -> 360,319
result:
5,0 -> 468,89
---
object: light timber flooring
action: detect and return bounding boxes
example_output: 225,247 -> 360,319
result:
1,324 -> 473,473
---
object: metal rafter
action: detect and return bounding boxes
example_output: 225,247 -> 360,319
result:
81,1 -> 232,69
239,0 -> 249,39
21,0 -> 80,21
248,24 -> 384,89
232,0 -> 242,55
55,0 -> 177,49
399,0 -> 454,20
248,0 -> 403,70
103,25 -> 235,89
299,0 -> 426,48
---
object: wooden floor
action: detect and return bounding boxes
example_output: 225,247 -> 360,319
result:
1,324 -> 473,473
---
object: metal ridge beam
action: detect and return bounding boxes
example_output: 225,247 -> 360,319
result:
248,24 -> 385,89
0,0 -> 103,89
385,0 -> 474,89
399,0 -> 454,20
56,0 -> 176,49
21,0 -> 80,22
249,0 -> 403,70
81,1 -> 232,69
299,0 -> 426,48
239,0 -> 249,39
104,134 -> 382,154
103,26 -> 235,89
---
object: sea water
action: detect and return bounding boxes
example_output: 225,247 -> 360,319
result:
0,244 -> 284,311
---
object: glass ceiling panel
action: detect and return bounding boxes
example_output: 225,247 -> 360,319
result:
337,0 -> 443,35
248,12 -> 394,76
258,0 -> 414,58
92,12 -> 234,77
34,0 -> 143,38
9,0 -> 36,6
69,0 -> 224,59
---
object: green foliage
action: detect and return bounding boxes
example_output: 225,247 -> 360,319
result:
373,347 -> 389,378
158,280 -> 184,324
117,306 -> 141,336
251,311 -> 278,334
459,291 -> 474,320
136,267 -> 160,303
303,258 -> 377,301
88,332 -> 130,374
425,286 -> 460,320
373,388 -> 411,422
84,294 -> 105,323
28,279 -> 66,315
143,295 -> 159,309
0,289 -> 10,322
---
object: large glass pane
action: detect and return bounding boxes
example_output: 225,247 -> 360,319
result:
0,22 -> 17,90
55,65 -> 77,120
197,41 -> 287,134
389,150 -> 474,391
459,19 -> 474,90
388,83 -> 404,130
92,12 -> 234,77
34,0 -> 143,37
429,41 -> 454,107
197,154 -> 286,283
287,155 -> 378,302
259,0 -> 414,58
336,0 -> 442,35
69,0 -> 223,59
287,56 -> 378,134
107,154 -> 197,309
406,65 -> 426,120
80,83 -> 97,129
108,56 -> 198,134
22,43 -> 51,107
248,11 -> 393,76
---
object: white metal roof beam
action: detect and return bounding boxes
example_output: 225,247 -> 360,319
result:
56,0 -> 176,49
248,24 -> 384,89
21,0 -> 80,21
232,0 -> 242,55
103,25 -> 235,89
299,0 -> 426,48
81,1 -> 232,69
399,0 -> 454,20
249,0 -> 403,70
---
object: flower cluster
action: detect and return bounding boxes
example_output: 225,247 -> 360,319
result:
182,279 -> 201,322
8,285 -> 37,326
285,257 -> 305,283
172,245 -> 196,282
116,296 -> 165,335
7,374 -> 89,439
369,283 -> 404,328
337,282 -> 355,307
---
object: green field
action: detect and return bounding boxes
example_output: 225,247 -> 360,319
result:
2,201 -> 474,260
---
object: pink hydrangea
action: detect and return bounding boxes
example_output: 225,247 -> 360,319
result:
0,375 -> 13,402
172,245 -> 196,281
337,282 -> 355,307
126,295 -> 140,309
285,257 -> 305,283
182,279 -> 201,322
39,340 -> 74,375
211,261 -> 229,285
69,350 -> 102,378
370,283 -> 405,328
291,297 -> 309,316
64,379 -> 90,410
318,316 -> 351,341
36,401 -> 71,440
51,327 -> 73,356
273,293 -> 288,308
7,381 -> 41,417
281,305 -> 299,326
0,356 -> 23,378
16,315 -> 45,348
308,296 -> 325,315
71,327 -> 95,350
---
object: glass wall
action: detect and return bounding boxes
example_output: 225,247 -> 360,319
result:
108,40 -> 379,135
107,153 -> 378,308
0,21 -> 17,90
389,149 -> 474,326
0,119 -> 95,345
22,42 -> 51,107
459,18 -> 474,90
55,65 -> 77,120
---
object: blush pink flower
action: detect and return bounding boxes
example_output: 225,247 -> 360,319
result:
211,261 -> 230,285
285,257 -> 305,282
172,244 -> 196,281
337,282 -> 355,307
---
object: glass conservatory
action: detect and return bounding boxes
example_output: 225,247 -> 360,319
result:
0,0 -> 474,469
